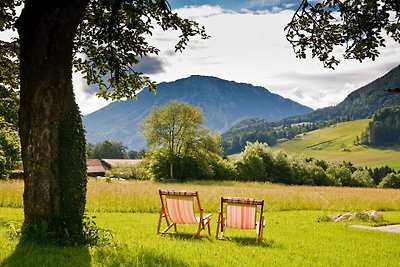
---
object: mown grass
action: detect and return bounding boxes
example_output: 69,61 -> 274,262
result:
1,208 -> 400,266
1,179 -> 400,266
273,119 -> 400,170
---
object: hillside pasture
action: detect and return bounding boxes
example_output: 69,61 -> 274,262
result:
274,119 -> 400,170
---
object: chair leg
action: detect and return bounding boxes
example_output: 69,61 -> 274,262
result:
215,212 -> 220,239
195,221 -> 203,237
162,222 -> 176,235
157,208 -> 164,234
207,218 -> 211,236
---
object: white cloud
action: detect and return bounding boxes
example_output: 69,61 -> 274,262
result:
75,5 -> 400,114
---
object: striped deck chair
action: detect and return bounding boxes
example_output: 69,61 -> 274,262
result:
216,196 -> 265,242
157,189 -> 212,237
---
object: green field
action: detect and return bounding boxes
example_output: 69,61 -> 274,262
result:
273,119 -> 400,170
1,179 -> 400,266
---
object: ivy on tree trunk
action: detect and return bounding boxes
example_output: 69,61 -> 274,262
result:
16,0 -> 89,242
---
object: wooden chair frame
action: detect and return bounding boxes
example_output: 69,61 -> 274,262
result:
157,189 -> 212,237
216,196 -> 265,242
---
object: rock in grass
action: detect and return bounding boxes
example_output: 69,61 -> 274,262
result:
332,210 -> 382,222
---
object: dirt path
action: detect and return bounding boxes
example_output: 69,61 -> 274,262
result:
350,224 -> 400,233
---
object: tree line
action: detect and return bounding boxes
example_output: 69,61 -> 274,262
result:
361,106 -> 400,146
222,117 -> 351,155
86,141 -> 144,159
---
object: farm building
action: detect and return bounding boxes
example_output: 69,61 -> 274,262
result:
87,159 -> 142,177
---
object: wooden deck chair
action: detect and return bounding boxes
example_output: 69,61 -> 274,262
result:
216,196 -> 265,242
157,189 -> 212,237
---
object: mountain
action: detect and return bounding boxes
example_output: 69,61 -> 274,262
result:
221,65 -> 400,154
282,64 -> 400,123
83,75 -> 313,149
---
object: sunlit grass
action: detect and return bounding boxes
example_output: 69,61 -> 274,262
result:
2,179 -> 400,212
1,208 -> 400,266
273,119 -> 400,170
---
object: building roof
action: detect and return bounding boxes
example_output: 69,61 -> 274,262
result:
101,159 -> 142,168
87,159 -> 106,175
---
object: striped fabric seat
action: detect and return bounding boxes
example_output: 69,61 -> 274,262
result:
226,204 -> 257,229
165,195 -> 198,224
157,189 -> 212,237
216,196 -> 265,242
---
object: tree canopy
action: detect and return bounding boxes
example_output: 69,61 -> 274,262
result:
0,0 -> 209,243
286,0 -> 400,68
87,140 -> 128,159
140,101 -> 204,178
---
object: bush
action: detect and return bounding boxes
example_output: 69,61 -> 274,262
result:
325,164 -> 344,186
210,156 -> 238,180
309,165 -> 337,186
105,161 -> 152,180
350,170 -> 374,187
150,152 -> 213,181
236,154 -> 265,181
378,173 -> 400,188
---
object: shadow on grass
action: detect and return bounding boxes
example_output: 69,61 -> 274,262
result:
219,237 -> 281,248
0,240 -> 91,267
160,234 -> 213,243
93,245 -> 207,266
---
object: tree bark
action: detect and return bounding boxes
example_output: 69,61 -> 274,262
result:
17,0 -> 89,241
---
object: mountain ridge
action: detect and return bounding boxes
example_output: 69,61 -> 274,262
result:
83,75 -> 313,149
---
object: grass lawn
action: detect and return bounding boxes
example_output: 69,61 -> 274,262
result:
1,179 -> 400,266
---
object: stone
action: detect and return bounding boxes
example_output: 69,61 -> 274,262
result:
332,210 -> 382,222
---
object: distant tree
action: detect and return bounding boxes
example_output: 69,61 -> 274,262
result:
90,141 -> 127,159
0,49 -> 20,178
140,101 -> 203,179
286,0 -> 400,68
362,106 -> 400,146
127,150 -> 141,159
368,166 -> 396,185
0,117 -> 20,178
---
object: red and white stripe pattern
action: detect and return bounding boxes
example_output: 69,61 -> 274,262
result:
165,196 -> 198,224
160,189 -> 197,196
225,197 -> 257,229
225,197 -> 257,205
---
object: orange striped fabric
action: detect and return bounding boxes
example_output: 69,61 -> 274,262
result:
165,196 -> 198,224
226,204 -> 257,229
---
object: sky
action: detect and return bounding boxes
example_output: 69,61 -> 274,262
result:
75,0 -> 400,115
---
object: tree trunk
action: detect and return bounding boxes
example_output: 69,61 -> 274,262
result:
17,0 -> 89,242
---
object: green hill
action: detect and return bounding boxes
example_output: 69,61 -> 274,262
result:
273,120 -> 400,170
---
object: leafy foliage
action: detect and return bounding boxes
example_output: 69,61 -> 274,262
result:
231,142 -> 389,187
87,140 -> 128,159
105,160 -> 152,180
141,101 -> 233,181
378,173 -> 400,188
74,0 -> 209,101
0,117 -> 20,178
286,0 -> 400,68
141,101 -> 204,179
57,102 -> 88,242
0,1 -> 21,178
